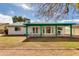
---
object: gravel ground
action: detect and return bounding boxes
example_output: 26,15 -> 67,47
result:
0,36 -> 79,56
0,49 -> 79,56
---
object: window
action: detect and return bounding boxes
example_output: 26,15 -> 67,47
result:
32,27 -> 38,33
57,27 -> 62,35
33,27 -> 35,33
36,27 -> 38,33
57,27 -> 62,30
15,27 -> 21,31
46,27 -> 51,33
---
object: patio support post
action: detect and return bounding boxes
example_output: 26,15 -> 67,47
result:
55,25 -> 57,37
40,26 -> 42,37
70,25 -> 72,37
26,26 -> 28,37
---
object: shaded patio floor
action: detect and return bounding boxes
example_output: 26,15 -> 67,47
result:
23,36 -> 79,42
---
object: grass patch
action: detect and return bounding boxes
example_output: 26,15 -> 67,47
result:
0,36 -> 25,48
0,36 -> 79,49
23,37 -> 79,49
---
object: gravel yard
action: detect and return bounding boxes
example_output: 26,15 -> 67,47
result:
0,36 -> 79,55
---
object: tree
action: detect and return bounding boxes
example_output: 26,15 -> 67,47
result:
12,16 -> 18,23
33,3 -> 77,22
12,16 -> 30,23
17,16 -> 24,22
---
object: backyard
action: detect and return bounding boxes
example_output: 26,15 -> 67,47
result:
0,35 -> 79,55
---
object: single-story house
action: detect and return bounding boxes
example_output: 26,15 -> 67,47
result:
6,22 -> 26,35
6,21 -> 79,37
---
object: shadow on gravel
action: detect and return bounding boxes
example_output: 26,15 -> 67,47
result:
1,35 -> 25,37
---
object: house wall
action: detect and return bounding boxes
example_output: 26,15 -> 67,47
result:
57,26 -> 64,36
7,26 -> 65,36
64,25 -> 79,35
28,26 -> 63,37
41,26 -> 55,37
7,26 -> 26,35
72,28 -> 79,35
72,26 -> 79,35
28,26 -> 40,37
7,25 -> 79,36
63,26 -> 70,35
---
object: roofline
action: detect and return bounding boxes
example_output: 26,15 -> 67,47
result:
6,25 -> 25,27
24,23 -> 76,26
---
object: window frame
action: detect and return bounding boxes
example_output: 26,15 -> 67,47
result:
33,27 -> 35,33
43,27 -> 45,33
36,27 -> 38,33
32,27 -> 38,33
52,27 -> 54,33
15,27 -> 21,31
46,27 -> 51,33
57,27 -> 62,30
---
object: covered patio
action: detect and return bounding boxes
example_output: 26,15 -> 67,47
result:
24,23 -> 76,38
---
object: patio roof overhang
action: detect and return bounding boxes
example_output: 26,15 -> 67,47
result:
24,23 -> 76,38
24,23 -> 76,26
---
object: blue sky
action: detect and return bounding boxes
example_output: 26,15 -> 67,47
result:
0,3 -> 38,23
0,3 -> 34,17
0,3 -> 79,23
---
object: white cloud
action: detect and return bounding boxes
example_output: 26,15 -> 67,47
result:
14,3 -> 32,10
9,10 -> 15,15
0,14 -> 13,24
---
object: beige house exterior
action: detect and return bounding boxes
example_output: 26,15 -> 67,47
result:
6,22 -> 79,37
64,25 -> 79,35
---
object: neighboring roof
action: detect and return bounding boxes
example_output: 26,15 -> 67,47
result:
7,22 -> 25,27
